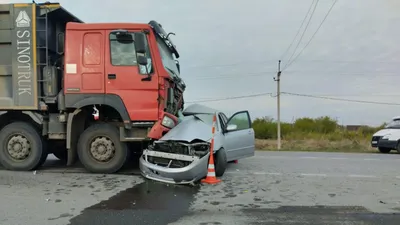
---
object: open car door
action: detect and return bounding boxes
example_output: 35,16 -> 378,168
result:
222,110 -> 255,161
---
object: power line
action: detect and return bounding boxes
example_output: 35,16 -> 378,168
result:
283,0 -> 338,71
282,92 -> 400,106
283,0 -> 320,67
192,71 -> 276,80
187,70 -> 400,81
186,92 -> 273,103
186,91 -> 400,105
280,0 -> 317,60
184,59 -> 400,71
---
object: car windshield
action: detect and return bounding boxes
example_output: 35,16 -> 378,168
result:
180,113 -> 214,126
156,36 -> 180,77
385,119 -> 400,128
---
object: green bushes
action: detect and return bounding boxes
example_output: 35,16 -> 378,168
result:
252,116 -> 383,141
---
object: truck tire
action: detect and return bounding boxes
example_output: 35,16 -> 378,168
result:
378,147 -> 391,153
214,148 -> 227,177
0,122 -> 48,171
77,123 -> 128,173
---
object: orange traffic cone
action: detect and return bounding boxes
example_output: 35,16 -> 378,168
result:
201,114 -> 221,184
201,150 -> 221,184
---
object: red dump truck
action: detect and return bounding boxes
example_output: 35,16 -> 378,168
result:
0,2 -> 185,173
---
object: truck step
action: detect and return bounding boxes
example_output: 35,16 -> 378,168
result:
131,122 -> 155,127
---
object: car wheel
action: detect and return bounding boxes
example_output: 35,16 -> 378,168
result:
396,142 -> 400,154
0,122 -> 48,171
214,148 -> 227,177
378,147 -> 391,153
77,123 -> 128,174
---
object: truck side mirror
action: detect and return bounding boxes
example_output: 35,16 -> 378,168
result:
134,33 -> 147,54
137,55 -> 148,66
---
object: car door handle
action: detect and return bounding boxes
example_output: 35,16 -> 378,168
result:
108,74 -> 116,79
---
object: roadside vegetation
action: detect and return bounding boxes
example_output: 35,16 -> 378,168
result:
252,116 -> 385,152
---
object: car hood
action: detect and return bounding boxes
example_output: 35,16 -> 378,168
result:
373,128 -> 397,137
160,115 -> 212,142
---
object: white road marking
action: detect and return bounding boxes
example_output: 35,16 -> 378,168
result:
347,174 -> 377,178
255,155 -> 396,162
253,172 -> 282,175
300,173 -> 327,177
226,171 -> 381,179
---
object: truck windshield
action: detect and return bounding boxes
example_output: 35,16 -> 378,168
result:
385,119 -> 400,128
156,36 -> 180,77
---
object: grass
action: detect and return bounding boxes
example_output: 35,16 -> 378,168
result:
251,116 -> 385,153
255,139 -> 377,153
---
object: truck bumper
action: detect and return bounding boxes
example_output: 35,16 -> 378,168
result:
377,139 -> 397,149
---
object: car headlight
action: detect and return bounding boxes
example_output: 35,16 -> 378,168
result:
161,116 -> 175,128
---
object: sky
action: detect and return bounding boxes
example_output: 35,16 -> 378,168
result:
2,0 -> 400,126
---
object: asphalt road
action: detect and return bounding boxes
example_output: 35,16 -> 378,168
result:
1,151 -> 400,225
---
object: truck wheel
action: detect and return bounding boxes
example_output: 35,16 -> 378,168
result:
77,123 -> 128,173
0,122 -> 47,171
378,147 -> 391,153
214,148 -> 227,177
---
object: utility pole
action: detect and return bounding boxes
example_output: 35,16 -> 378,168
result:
273,60 -> 282,150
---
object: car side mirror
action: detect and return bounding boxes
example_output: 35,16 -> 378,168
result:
134,33 -> 147,54
137,55 -> 148,66
226,124 -> 237,132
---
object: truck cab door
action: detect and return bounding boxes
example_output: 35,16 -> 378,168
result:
104,30 -> 159,121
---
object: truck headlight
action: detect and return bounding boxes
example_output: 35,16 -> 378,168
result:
161,116 -> 175,128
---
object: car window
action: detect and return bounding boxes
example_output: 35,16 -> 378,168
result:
227,111 -> 251,130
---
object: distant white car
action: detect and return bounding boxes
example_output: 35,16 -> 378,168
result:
139,104 -> 255,184
371,116 -> 400,153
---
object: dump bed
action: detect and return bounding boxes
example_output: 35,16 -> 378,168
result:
0,2 -> 81,110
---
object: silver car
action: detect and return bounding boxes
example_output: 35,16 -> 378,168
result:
139,104 -> 255,184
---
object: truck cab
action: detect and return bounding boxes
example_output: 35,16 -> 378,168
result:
62,21 -> 185,139
0,2 -> 186,173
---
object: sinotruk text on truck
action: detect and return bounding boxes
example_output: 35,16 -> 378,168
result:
0,2 -> 185,173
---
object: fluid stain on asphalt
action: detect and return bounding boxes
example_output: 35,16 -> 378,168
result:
69,180 -> 200,225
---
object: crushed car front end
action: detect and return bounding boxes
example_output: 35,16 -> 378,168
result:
139,109 -> 216,184
139,140 -> 210,184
